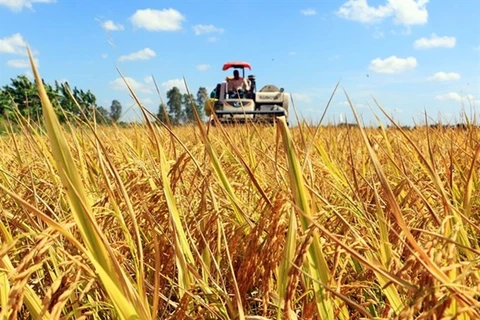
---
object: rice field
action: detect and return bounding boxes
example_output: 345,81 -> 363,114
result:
0,50 -> 479,320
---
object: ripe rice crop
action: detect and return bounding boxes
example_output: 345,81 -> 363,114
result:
0,47 -> 479,320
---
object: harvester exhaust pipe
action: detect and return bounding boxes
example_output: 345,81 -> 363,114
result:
248,75 -> 256,93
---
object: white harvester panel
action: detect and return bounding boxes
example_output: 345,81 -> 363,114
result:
255,92 -> 285,104
222,100 -> 255,119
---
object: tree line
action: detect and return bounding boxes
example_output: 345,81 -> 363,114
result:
157,86 -> 207,125
0,75 -> 122,125
0,74 -> 208,127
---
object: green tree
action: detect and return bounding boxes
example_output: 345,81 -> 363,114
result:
0,74 -> 101,125
95,106 -> 111,124
52,81 -> 98,121
0,88 -> 12,118
76,89 -> 97,120
0,75 -> 45,120
195,86 -> 207,120
109,99 -> 122,123
157,102 -> 168,124
166,87 -> 183,125
182,93 -> 196,123
54,81 -> 79,120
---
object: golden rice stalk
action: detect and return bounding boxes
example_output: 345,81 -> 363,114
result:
0,272 -> 9,319
463,144 -> 479,219
0,263 -> 8,319
0,240 -> 12,319
0,220 -> 13,318
198,115 -> 273,209
277,206 -> 297,318
0,200 -> 50,319
0,187 -> 114,319
183,78 -> 253,229
368,185 -> 404,314
25,45 -> 150,320
0,248 -> 49,319
276,115 -> 341,320
115,67 -> 196,299
219,220 -> 245,320
65,80 -> 148,304
376,98 -> 479,280
348,92 -> 480,319
158,139 -> 196,297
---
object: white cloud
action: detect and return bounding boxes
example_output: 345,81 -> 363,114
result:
292,93 -> 312,103
109,77 -> 152,94
6,58 -> 38,68
288,51 -> 296,55
144,76 -> 154,84
427,72 -> 460,82
435,92 -> 461,101
414,33 -> 456,49
301,9 -> 317,16
388,0 -> 428,26
338,101 -> 367,108
161,79 -> 186,94
196,64 -> 210,71
118,48 -> 156,62
142,97 -> 154,106
207,37 -> 217,43
435,92 -> 478,104
335,0 -> 428,26
101,53 -> 108,59
130,8 -> 185,31
99,19 -> 124,31
369,55 -> 417,73
193,24 -> 224,35
0,0 -> 55,12
336,0 -> 393,23
0,33 -> 27,55
474,45 -> 480,51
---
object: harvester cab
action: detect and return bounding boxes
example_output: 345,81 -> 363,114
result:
205,61 -> 289,125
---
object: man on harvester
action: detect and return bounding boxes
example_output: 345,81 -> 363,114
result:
226,69 -> 250,97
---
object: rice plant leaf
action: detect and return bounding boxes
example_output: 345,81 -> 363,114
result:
276,116 -> 336,320
158,139 -> 195,296
0,252 -> 49,320
0,258 -> 11,319
370,183 -> 404,313
25,45 -> 151,320
346,91 -> 480,318
182,77 -> 254,229
277,206 -> 297,318
463,144 -> 480,218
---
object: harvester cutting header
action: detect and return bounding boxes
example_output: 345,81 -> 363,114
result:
205,61 -> 290,125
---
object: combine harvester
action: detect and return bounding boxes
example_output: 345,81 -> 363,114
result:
205,61 -> 290,125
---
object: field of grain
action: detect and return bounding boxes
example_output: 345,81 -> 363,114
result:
0,52 -> 479,320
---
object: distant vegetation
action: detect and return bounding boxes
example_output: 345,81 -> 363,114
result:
332,122 -> 477,131
0,75 -> 111,125
0,74 -> 207,133
2,74 -> 476,134
158,86 -> 207,125
2,77 -> 479,319
1,55 -> 479,319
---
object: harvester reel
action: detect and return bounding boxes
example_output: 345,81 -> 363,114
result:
259,85 -> 280,92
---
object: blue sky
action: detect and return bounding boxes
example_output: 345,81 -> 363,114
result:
0,0 -> 479,126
